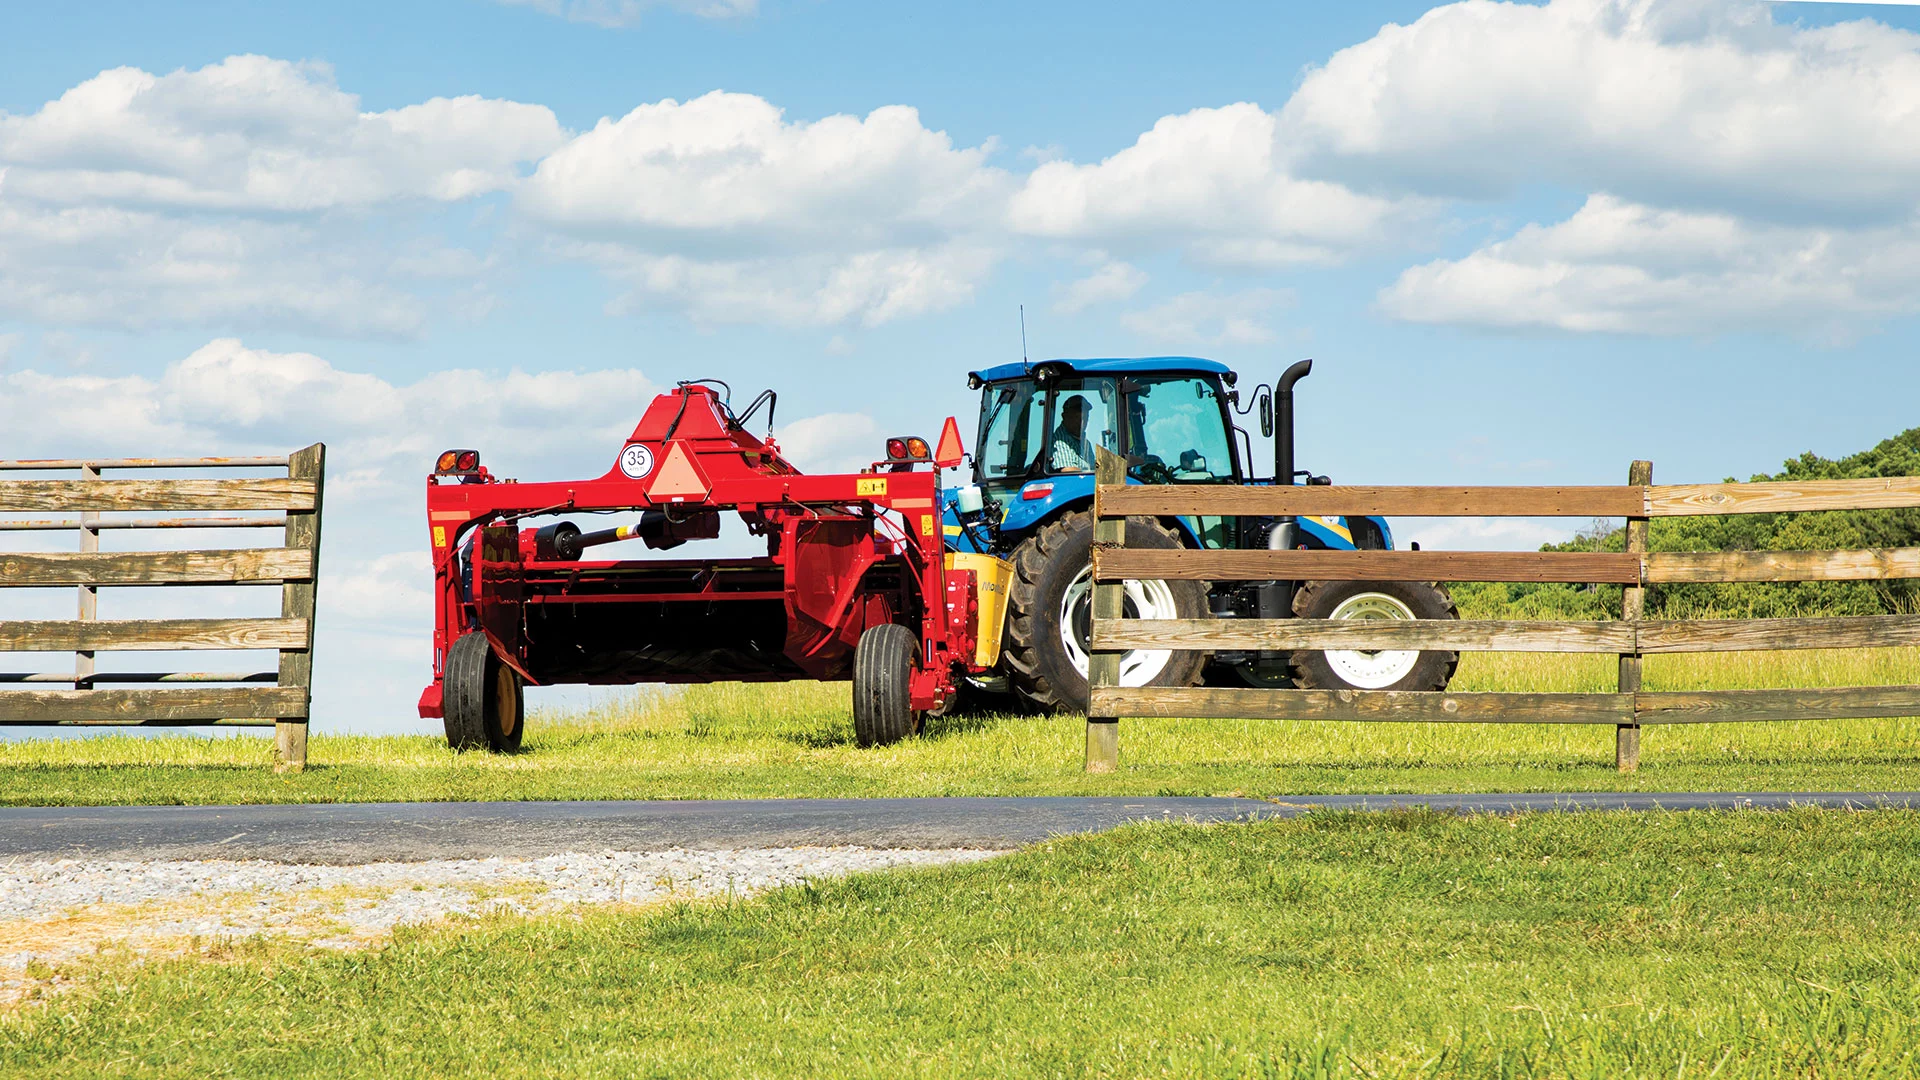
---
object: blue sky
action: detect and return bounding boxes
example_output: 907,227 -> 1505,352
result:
3,0 -> 1918,733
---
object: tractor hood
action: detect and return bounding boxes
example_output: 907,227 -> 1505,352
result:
968,356 -> 1233,384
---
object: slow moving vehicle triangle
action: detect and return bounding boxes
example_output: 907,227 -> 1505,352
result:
648,442 -> 710,501
933,416 -> 965,468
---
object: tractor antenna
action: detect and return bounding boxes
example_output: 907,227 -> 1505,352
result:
1019,305 -> 1029,365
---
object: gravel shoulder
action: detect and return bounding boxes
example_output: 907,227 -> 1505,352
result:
0,847 -> 997,1005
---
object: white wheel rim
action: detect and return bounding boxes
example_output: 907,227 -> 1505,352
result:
1060,565 -> 1180,686
1323,591 -> 1421,689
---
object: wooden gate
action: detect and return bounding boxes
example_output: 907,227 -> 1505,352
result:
0,446 -> 325,770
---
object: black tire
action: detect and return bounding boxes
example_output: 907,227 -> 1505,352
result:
443,632 -> 525,753
1288,580 -> 1459,692
853,623 -> 921,747
1003,511 -> 1209,712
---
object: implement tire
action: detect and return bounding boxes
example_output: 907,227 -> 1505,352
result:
443,632 -> 525,753
1002,511 -> 1208,713
853,623 -> 921,747
1288,580 -> 1459,693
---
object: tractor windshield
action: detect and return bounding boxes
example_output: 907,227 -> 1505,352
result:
976,372 -> 1238,492
976,376 -> 1121,493
1123,376 -> 1238,483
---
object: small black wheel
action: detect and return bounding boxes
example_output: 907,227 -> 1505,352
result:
444,632 -> 525,753
853,623 -> 921,747
1289,580 -> 1459,693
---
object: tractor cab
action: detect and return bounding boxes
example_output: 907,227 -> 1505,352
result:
957,358 -> 1246,551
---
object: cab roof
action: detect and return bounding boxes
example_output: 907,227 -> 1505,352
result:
969,356 -> 1232,384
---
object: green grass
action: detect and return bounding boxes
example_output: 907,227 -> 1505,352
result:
9,809 -> 1920,1077
5,648 -> 1920,805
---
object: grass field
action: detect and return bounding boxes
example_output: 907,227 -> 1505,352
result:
3,648 -> 1918,806
8,808 -> 1920,1077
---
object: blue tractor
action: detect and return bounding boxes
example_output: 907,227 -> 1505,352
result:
940,357 -> 1459,712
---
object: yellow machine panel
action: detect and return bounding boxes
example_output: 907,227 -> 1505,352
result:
947,552 -> 1014,669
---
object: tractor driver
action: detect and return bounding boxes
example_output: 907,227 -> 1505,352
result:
1049,395 -> 1096,473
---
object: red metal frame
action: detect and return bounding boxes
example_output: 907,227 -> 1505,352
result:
419,385 -> 972,718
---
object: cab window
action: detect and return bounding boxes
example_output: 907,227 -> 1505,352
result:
1126,377 -> 1237,482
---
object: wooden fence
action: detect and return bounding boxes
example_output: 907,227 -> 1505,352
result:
1085,447 -> 1920,774
0,447 -> 325,770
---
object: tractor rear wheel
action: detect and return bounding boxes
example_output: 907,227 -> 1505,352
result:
1003,511 -> 1208,713
1288,580 -> 1459,693
853,622 -> 922,747
443,631 -> 525,753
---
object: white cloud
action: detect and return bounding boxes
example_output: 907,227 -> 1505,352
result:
1281,0 -> 1920,227
1052,260 -> 1147,314
0,339 -> 659,500
0,56 -> 559,337
1120,288 -> 1294,346
330,551 -> 435,624
500,0 -> 756,28
0,201 -> 433,335
577,243 -> 999,328
1010,103 -> 1418,269
520,91 -> 1009,326
773,412 -> 883,475
0,56 -> 564,212
1399,516 -> 1581,554
1378,194 -> 1920,336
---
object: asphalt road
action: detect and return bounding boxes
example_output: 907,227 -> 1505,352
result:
3,792 -> 1917,864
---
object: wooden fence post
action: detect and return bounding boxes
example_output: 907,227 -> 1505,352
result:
1086,446 -> 1126,773
76,463 -> 100,692
275,444 -> 325,772
1617,459 -> 1652,772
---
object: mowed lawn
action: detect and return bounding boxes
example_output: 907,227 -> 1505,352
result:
8,808 -> 1920,1078
4,649 -> 1920,805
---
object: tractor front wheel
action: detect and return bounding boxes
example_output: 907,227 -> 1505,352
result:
443,631 -> 525,753
1288,580 -> 1459,693
853,623 -> 922,747
1003,511 -> 1208,713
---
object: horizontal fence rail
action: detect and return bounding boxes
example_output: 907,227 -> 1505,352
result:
1083,448 -> 1920,775
0,447 -> 324,770
1095,476 -> 1920,518
1093,614 -> 1920,654
1092,548 -> 1920,585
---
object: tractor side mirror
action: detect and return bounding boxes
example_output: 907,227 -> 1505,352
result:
1259,394 -> 1273,439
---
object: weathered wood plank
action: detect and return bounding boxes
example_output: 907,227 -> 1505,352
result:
275,444 -> 325,772
1644,548 -> 1920,583
1086,446 -> 1126,772
1618,460 -> 1652,772
0,618 -> 309,652
1649,477 -> 1920,517
1094,484 -> 1644,518
0,548 -> 311,586
1634,686 -> 1920,725
1093,618 -> 1634,653
0,478 -> 317,512
1092,686 -> 1634,724
0,686 -> 308,723
1091,614 -> 1920,654
1638,615 -> 1920,653
1094,548 -> 1642,584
